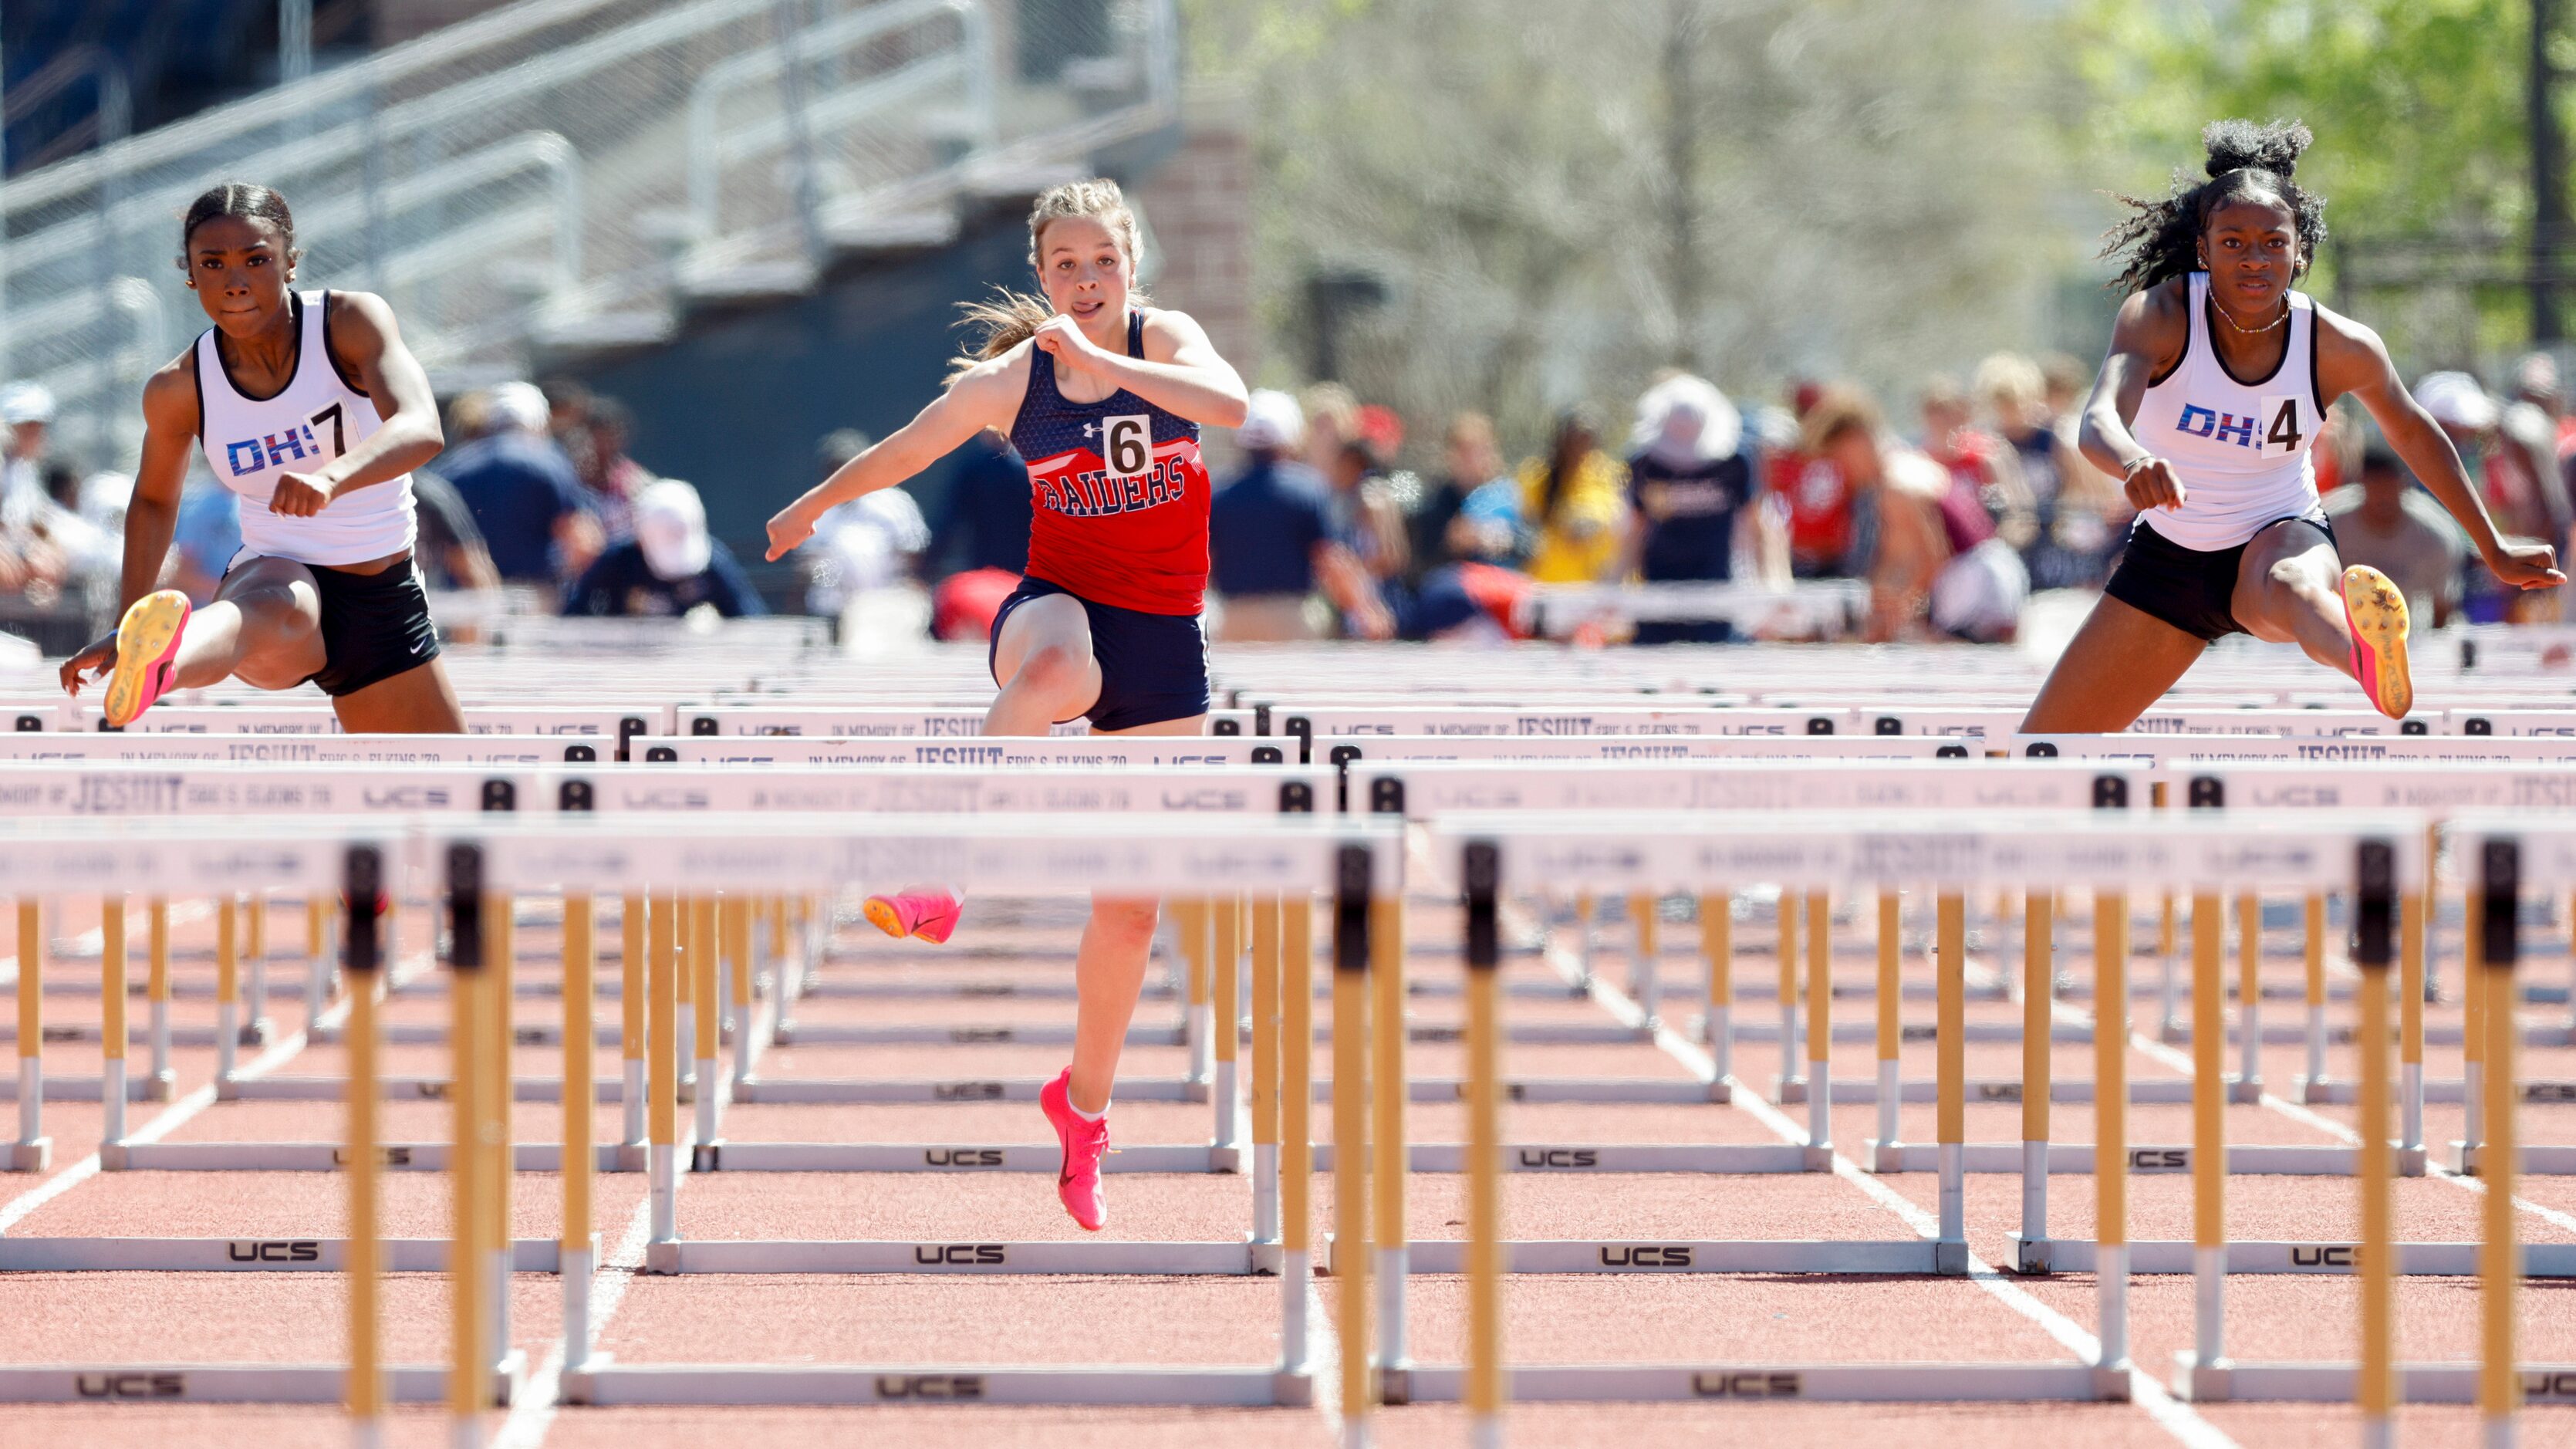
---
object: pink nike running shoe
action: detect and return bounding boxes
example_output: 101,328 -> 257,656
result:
862,886 -> 961,944
103,589 -> 190,729
2339,564 -> 2413,721
1038,1068 -> 1109,1232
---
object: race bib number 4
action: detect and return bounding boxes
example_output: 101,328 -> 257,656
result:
1102,414 -> 1153,478
2258,395 -> 2305,458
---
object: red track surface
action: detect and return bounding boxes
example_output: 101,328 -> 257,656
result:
5,893 -> 2574,1448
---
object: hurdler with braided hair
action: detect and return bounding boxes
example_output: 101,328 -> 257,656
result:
60,181 -> 463,733
2021,120 -> 2561,730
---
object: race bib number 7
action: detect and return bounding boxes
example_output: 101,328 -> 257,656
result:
1102,414 -> 1153,478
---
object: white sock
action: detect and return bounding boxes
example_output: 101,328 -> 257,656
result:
1069,1094 -> 1108,1122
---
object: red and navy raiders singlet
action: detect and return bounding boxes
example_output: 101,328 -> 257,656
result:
1010,309 -> 1210,616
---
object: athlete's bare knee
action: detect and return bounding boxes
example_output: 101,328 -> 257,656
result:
1087,896 -> 1160,946
1011,641 -> 1092,701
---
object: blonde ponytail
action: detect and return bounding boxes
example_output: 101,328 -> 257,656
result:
947,177 -> 1152,381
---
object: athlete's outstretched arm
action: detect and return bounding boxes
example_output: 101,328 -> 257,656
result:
269,291 -> 444,518
2075,281 -> 2190,515
2318,307 -> 2565,592
1032,309 -> 1247,429
59,360 -> 198,691
765,356 -> 1021,561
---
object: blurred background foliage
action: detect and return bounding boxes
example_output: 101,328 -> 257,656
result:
1180,0 -> 2566,451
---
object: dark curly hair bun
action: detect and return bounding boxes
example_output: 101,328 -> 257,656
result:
2098,118 -> 2328,294
2203,118 -> 2312,179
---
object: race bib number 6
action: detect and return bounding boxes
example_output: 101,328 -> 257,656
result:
1102,414 -> 1153,478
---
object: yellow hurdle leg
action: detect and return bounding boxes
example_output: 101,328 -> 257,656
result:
620,894 -> 646,1157
1331,868 -> 1372,1434
1464,843 -> 1505,1449
344,850 -> 387,1444
1776,891 -> 1801,1091
2233,892 -> 2262,1102
1805,890 -> 1831,1157
2188,892 -> 2227,1387
1871,891 -> 1899,1166
1251,894 -> 1281,1248
1369,893 -> 1408,1381
10,901 -> 39,1170
147,898 -> 171,1098
2094,890 -> 2130,1376
447,866 -> 491,1436
1279,893 -> 1315,1376
100,897 -> 127,1150
562,893 -> 597,1372
1701,892 -> 1733,1088
1215,896 -> 1243,1154
2477,846 -> 2520,1442
1935,893 -> 1964,1265
2018,890 -> 2052,1262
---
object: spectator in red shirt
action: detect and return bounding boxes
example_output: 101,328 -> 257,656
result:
1764,380 -> 1857,576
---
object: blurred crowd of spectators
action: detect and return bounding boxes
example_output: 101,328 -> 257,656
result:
1186,348 -> 2576,646
2,345 -> 2569,651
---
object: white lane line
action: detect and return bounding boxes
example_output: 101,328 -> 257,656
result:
1307,1276 -> 1343,1442
495,1191 -> 657,1449
1520,910 -> 2239,1449
0,1024 -> 313,1234
2061,997 -> 2576,1238
0,936 -> 420,1235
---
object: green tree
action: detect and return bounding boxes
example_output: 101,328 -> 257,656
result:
1181,0 -> 2081,460
2072,0 -> 2544,368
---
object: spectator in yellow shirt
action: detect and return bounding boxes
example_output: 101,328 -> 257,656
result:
1518,405 -> 1629,583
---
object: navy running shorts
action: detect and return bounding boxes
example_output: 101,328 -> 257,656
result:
988,574 -> 1210,731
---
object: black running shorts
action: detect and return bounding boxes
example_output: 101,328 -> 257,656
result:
2101,510 -> 2336,643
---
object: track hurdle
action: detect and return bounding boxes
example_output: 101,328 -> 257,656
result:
1389,811 -> 2355,1406
2178,827 -> 2576,1431
0,819 -> 518,1406
520,811 -> 1386,1407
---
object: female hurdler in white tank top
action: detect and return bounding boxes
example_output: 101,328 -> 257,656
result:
194,289 -> 417,566
2128,271 -> 2324,551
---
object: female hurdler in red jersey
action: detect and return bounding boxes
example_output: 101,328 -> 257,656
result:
766,180 -> 1247,1231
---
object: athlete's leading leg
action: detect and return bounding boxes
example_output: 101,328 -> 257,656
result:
987,593 -> 1103,735
2228,519 -> 2350,671
2018,594 -> 2208,734
864,593 -> 1105,942
182,558 -> 330,690
330,658 -> 467,735
2229,518 -> 2411,717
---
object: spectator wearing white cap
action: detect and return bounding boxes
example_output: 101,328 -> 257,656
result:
1207,389 -> 1391,641
1,383 -> 75,527
1622,372 -> 1784,643
562,479 -> 765,619
802,428 -> 932,620
437,380 -> 603,584
0,383 -> 83,600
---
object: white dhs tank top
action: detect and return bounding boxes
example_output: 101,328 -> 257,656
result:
2130,272 -> 2324,550
195,289 -> 417,566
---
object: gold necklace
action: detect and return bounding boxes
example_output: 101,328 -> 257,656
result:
2209,294 -> 2289,336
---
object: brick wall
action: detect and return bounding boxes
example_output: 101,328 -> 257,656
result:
1135,83 -> 1254,380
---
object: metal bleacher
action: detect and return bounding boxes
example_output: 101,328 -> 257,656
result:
0,0 -> 1179,469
